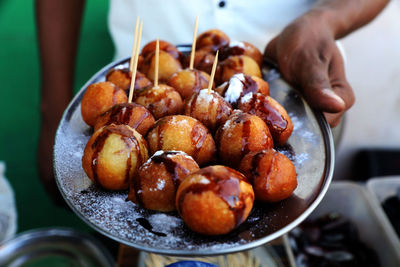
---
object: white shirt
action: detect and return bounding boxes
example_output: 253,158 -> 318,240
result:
108,0 -> 314,60
108,1 -> 400,181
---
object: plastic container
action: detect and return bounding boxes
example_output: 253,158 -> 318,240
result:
286,181 -> 400,267
366,176 -> 400,249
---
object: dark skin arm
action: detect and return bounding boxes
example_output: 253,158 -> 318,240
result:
36,0 -> 85,204
265,0 -> 389,127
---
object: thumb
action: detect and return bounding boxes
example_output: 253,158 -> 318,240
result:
300,62 -> 346,113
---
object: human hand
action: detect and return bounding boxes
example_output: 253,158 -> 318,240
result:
264,12 -> 355,127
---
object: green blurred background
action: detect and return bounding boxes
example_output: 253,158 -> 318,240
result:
0,0 -> 113,232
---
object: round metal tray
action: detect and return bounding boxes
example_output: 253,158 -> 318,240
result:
54,54 -> 334,256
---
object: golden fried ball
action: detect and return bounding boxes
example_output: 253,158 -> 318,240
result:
238,93 -> 293,146
82,124 -> 149,190
239,149 -> 297,202
146,115 -> 216,166
94,103 -> 155,136
167,68 -> 212,99
128,151 -> 199,212
217,55 -> 261,84
220,41 -> 263,66
141,40 -> 185,65
105,68 -> 152,92
215,110 -> 273,167
134,84 -> 183,119
139,50 -> 182,83
81,82 -> 127,127
184,89 -> 232,133
215,73 -> 269,107
196,29 -> 230,52
176,165 -> 254,235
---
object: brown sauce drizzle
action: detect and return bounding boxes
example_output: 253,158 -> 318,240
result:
189,92 -> 199,115
151,151 -> 190,187
220,42 -> 246,61
178,167 -> 251,227
101,103 -> 151,132
264,151 -> 278,191
250,151 -> 265,178
107,103 -> 133,126
197,32 -> 229,52
91,131 -> 110,184
121,136 -> 134,184
241,75 -> 259,97
190,122 -> 208,160
132,110 -> 150,129
243,94 -> 287,139
193,70 -> 209,92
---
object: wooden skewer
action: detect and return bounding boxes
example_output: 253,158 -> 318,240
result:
154,38 -> 159,88
208,50 -> 218,94
128,20 -> 143,103
189,16 -> 199,70
129,17 -> 140,72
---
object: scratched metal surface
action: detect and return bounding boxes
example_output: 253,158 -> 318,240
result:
54,53 -> 334,256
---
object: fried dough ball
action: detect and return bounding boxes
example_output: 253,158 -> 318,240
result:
176,165 -> 254,235
105,68 -> 152,92
82,124 -> 148,190
94,103 -> 155,135
128,151 -> 200,212
215,73 -> 269,107
184,89 -> 232,133
167,68 -> 212,99
81,82 -> 128,127
139,50 -> 182,83
239,149 -> 297,202
196,29 -> 230,52
217,55 -> 261,84
134,84 -> 183,119
193,49 -> 216,74
141,40 -> 185,65
220,41 -> 263,66
215,110 -> 273,167
147,115 -> 216,166
238,93 -> 293,146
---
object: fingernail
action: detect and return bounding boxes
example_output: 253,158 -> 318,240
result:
321,88 -> 345,107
